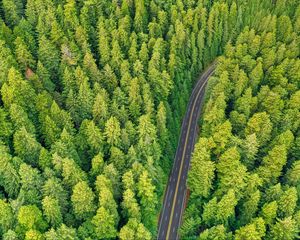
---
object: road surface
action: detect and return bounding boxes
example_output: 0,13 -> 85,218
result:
157,64 -> 216,240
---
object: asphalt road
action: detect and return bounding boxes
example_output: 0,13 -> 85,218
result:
157,64 -> 216,240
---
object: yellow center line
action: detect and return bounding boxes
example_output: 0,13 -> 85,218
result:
165,69 -> 213,239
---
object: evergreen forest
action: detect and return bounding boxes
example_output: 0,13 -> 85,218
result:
184,1 -> 300,240
0,0 -> 299,239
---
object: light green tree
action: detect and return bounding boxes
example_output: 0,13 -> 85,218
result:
18,205 -> 47,231
71,181 -> 95,220
245,112 -> 272,146
104,116 -> 121,147
188,138 -> 215,198
42,196 -> 62,228
269,217 -> 298,240
0,200 -> 14,235
92,207 -> 117,239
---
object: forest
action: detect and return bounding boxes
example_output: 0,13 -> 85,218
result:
0,0 -> 299,239
184,1 -> 300,240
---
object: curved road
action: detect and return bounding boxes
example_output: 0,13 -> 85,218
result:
157,64 -> 216,240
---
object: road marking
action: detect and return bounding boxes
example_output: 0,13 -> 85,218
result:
176,189 -> 188,240
173,227 -> 176,233
165,69 -> 213,239
157,65 -> 216,239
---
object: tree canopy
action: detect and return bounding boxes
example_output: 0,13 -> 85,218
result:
0,0 -> 299,239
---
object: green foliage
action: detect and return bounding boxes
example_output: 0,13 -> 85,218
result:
0,0 -> 300,239
185,5 -> 300,238
42,196 -> 62,228
17,205 -> 47,231
188,138 -> 215,198
269,217 -> 298,240
0,200 -> 14,235
71,181 -> 95,220
202,189 -> 237,227
91,207 -> 117,239
199,225 -> 231,240
119,218 -> 151,240
235,218 -> 266,240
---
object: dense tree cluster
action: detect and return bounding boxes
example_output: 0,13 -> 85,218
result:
184,2 -> 300,239
0,0 -> 299,239
0,0 -> 243,238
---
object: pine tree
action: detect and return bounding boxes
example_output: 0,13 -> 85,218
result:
63,0 -> 79,31
83,51 -> 102,85
77,120 -> 104,158
42,196 -> 63,228
119,218 -> 151,240
277,187 -> 297,218
92,207 -> 117,239
90,153 -> 104,177
156,102 -> 168,148
25,229 -> 44,240
128,77 -> 142,120
104,116 -> 121,147
111,40 -> 124,75
2,0 -> 23,27
277,15 -> 293,43
1,67 -> 36,117
139,43 -> 149,67
188,138 -> 215,198
42,178 -> 68,214
13,127 -> 41,165
0,40 -> 17,86
0,108 -> 13,143
134,0 -> 147,33
202,189 -> 237,227
71,181 -> 95,220
269,217 -> 298,240
98,19 -> 111,66
285,160 -> 300,186
199,225 -> 230,240
19,163 -> 44,205
235,218 -> 266,240
0,143 -> 20,198
137,170 -> 157,231
17,205 -> 47,231
137,114 -> 158,153
0,200 -> 14,235
257,145 -> 287,184
14,37 -> 35,72
245,112 -> 272,146
260,201 -> 278,225
93,91 -> 109,126
38,36 -> 60,79
121,189 -> 141,220
61,158 -> 87,188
